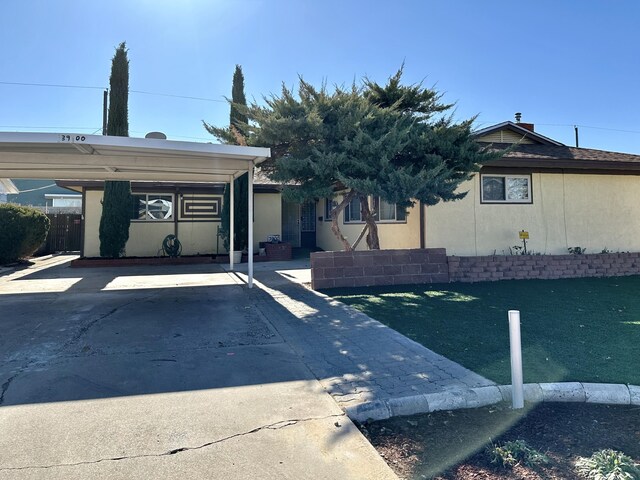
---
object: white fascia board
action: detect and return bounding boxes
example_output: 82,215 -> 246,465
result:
0,132 -> 271,164
0,151 -> 255,169
4,170 -> 237,183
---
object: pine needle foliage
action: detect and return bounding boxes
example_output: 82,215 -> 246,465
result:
99,42 -> 132,258
217,67 -> 502,249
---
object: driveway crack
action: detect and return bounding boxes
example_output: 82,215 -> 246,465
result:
64,295 -> 156,349
0,413 -> 346,471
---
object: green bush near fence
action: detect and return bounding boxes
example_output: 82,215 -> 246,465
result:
0,204 -> 50,264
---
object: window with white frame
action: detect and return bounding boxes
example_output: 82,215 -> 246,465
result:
375,197 -> 407,222
481,174 -> 532,203
343,196 -> 407,223
131,194 -> 174,221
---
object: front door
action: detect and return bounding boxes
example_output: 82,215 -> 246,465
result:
300,201 -> 316,248
281,200 -> 300,247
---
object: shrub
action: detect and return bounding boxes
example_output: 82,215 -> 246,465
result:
0,204 -> 50,264
98,181 -> 132,258
575,449 -> 640,480
487,439 -> 549,469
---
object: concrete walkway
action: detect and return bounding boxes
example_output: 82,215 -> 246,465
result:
0,256 -> 396,480
229,259 -> 494,420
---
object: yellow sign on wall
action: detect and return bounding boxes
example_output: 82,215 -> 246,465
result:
519,230 -> 529,240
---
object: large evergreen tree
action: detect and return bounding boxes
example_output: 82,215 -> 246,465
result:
204,65 -> 249,252
99,42 -> 132,258
228,68 -> 502,250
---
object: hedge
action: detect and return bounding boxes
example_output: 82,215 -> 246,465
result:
0,204 -> 50,264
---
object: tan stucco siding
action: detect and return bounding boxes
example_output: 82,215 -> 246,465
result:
84,190 -> 280,257
84,190 -> 102,257
425,173 -> 640,255
253,193 -> 282,250
176,221 -> 219,255
316,196 -> 421,251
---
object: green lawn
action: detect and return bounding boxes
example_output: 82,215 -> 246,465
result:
328,276 -> 640,385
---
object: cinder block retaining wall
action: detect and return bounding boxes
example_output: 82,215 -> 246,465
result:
311,248 -> 449,289
449,252 -> 640,283
311,249 -> 640,289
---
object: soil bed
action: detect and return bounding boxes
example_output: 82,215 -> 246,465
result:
359,402 -> 640,479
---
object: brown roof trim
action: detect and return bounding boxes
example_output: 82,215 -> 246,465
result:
480,166 -> 640,176
483,143 -> 640,171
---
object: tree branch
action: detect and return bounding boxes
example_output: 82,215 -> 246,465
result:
330,190 -> 357,251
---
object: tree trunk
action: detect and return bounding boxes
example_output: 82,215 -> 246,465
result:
330,190 -> 357,251
360,196 -> 381,250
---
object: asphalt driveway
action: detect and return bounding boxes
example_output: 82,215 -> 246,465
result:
0,256 -> 396,479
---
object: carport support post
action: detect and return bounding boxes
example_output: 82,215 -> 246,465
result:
229,176 -> 234,271
248,166 -> 254,288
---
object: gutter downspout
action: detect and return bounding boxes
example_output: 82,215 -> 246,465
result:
419,201 -> 425,249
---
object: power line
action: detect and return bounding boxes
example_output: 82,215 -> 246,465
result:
0,81 -> 105,90
130,89 -> 226,103
479,120 -> 640,136
0,80 -> 226,103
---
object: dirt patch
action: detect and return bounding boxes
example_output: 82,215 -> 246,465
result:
358,402 -> 640,479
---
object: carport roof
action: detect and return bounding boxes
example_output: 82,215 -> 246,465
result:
0,132 -> 270,183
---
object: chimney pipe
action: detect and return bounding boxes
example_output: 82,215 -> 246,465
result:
515,112 -> 522,123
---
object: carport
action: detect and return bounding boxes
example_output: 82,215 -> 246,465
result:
0,132 -> 270,287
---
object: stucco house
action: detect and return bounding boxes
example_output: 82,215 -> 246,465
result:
62,120 -> 640,258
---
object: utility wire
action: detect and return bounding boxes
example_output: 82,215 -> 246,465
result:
0,80 -> 226,103
130,89 -> 226,103
0,81 -> 105,90
479,120 -> 640,135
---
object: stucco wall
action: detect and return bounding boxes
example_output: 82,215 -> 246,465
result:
315,197 -> 421,252
83,190 -> 280,257
253,193 -> 282,250
84,190 -> 102,257
425,173 -> 640,256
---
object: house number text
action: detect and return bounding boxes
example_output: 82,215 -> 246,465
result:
59,134 -> 87,143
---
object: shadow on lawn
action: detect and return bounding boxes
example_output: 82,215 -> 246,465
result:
329,276 -> 640,385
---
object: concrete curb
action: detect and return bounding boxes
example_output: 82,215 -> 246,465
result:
344,382 -> 640,422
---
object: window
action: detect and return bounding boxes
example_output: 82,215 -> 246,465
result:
343,196 -> 362,223
481,175 -> 531,203
343,196 -> 407,223
131,194 -> 174,221
375,198 -> 407,222
324,198 -> 337,221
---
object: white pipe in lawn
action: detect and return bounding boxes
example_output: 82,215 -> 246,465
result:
509,310 -> 524,409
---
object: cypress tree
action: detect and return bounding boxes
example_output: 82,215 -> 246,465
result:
205,65 -> 249,252
99,42 -> 132,257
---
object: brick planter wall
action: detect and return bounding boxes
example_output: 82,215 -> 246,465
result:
449,252 -> 640,283
311,248 -> 449,289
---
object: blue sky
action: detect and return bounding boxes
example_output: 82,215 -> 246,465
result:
2,0 -> 640,152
